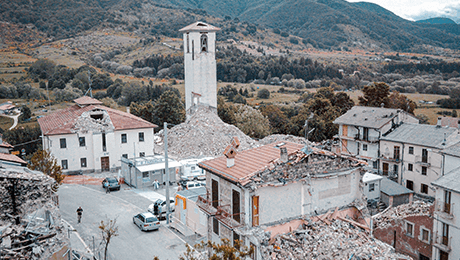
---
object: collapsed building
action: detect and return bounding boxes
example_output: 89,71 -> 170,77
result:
196,140 -> 381,259
373,201 -> 433,260
0,167 -> 69,259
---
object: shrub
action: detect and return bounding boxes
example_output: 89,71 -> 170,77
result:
257,89 -> 270,99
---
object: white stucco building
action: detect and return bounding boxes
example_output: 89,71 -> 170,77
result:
333,106 -> 418,172
431,168 -> 460,260
179,22 -> 220,117
196,141 -> 366,258
38,97 -> 157,174
362,172 -> 383,201
380,122 -> 460,197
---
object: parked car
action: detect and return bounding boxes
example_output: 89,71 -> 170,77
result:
102,177 -> 120,191
133,212 -> 160,231
148,198 -> 175,216
180,180 -> 206,190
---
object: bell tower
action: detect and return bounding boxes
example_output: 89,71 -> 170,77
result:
179,22 -> 220,117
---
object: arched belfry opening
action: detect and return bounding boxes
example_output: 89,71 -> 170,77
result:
200,33 -> 208,52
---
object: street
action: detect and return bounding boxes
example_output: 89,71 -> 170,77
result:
58,183 -> 186,260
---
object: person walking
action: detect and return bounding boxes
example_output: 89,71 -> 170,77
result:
76,206 -> 83,223
153,179 -> 159,190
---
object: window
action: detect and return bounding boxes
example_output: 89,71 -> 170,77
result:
79,137 -> 86,147
369,183 -> 375,192
60,138 -> 67,149
406,180 -> 414,190
363,128 -> 369,141
394,146 -> 400,160
363,144 -> 368,151
406,221 -> 414,237
142,172 -> 149,178
139,132 -> 144,142
408,163 -> 413,171
422,148 -> 428,163
421,183 -> 429,194
408,146 -> 414,154
200,33 -> 208,52
122,154 -> 128,159
80,158 -> 87,168
421,166 -> 427,175
139,152 -> 145,157
212,179 -> 219,208
121,134 -> 127,143
102,132 -> 107,152
393,164 -> 398,175
373,161 -> 378,169
186,33 -> 190,53
61,159 -> 68,170
421,228 -> 430,243
442,223 -> 449,246
444,190 -> 452,214
213,218 -> 219,235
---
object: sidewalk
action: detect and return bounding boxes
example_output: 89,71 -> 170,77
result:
62,219 -> 94,259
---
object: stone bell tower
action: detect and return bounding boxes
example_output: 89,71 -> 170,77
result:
179,22 -> 220,117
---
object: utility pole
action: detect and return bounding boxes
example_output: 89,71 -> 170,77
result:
164,122 -> 171,224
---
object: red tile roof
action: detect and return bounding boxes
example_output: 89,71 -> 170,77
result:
0,141 -> 13,149
74,96 -> 103,106
0,153 -> 27,165
199,141 -> 305,184
38,101 -> 157,135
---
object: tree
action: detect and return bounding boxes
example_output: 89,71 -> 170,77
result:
416,114 -> 430,124
453,110 -> 458,118
234,104 -> 270,139
18,105 -> 32,122
153,90 -> 185,125
358,82 -> 390,108
28,149 -> 64,191
99,218 -> 119,260
180,239 -> 254,260
259,104 -> 289,134
217,96 -> 237,125
388,92 -> 416,114
257,89 -> 270,99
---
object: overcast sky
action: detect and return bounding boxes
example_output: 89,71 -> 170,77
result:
346,0 -> 460,23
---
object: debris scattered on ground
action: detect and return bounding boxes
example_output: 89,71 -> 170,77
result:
372,200 -> 432,229
0,168 -> 69,259
261,219 -> 412,260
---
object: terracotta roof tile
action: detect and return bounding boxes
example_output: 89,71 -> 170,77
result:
38,102 -> 157,135
0,153 -> 27,165
0,141 -> 13,149
199,141 -> 304,184
74,96 -> 103,106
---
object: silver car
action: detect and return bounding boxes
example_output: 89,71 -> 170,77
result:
133,212 -> 160,231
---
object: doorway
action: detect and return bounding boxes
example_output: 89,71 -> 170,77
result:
101,156 -> 110,172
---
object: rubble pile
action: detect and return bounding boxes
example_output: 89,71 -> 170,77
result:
261,219 -> 412,260
373,201 -> 432,229
259,134 -> 309,146
0,169 -> 69,259
155,106 -> 258,159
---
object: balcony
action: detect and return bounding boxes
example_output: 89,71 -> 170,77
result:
379,156 -> 400,163
435,201 -> 454,220
196,196 -> 244,229
354,134 -> 379,143
375,170 -> 398,180
415,155 -> 431,167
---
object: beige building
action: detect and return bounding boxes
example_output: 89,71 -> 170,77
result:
38,96 -> 157,174
380,122 -> 460,197
197,141 -> 366,258
333,106 -> 418,171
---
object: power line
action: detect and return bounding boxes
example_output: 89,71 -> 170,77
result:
9,138 -> 41,147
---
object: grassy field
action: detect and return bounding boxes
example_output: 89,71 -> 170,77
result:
0,116 -> 14,131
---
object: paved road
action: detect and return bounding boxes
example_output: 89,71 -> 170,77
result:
58,184 -> 186,260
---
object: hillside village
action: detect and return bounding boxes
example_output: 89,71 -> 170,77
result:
1,18 -> 460,260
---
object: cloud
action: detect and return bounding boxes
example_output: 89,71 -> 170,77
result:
407,2 -> 460,23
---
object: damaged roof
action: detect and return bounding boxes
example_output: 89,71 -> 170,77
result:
0,153 -> 27,165
380,177 -> 413,196
38,98 -> 157,135
199,141 -> 366,186
179,21 -> 221,32
381,123 -> 459,149
333,106 -> 416,129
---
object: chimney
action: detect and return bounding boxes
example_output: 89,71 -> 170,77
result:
437,117 -> 442,128
223,144 -> 237,168
126,107 -> 130,114
280,147 -> 288,163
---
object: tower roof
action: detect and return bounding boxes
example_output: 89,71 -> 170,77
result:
179,22 -> 221,32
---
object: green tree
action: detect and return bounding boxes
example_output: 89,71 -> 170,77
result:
259,104 -> 289,134
153,90 -> 185,125
130,101 -> 156,123
18,105 -> 32,122
234,104 -> 270,139
28,59 -> 56,79
388,92 -> 416,114
217,96 -> 237,125
358,82 -> 390,108
28,149 -> 64,191
257,89 -> 270,99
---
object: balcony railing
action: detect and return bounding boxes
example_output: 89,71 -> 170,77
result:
415,155 -> 431,167
379,156 -> 400,163
433,234 -> 452,252
196,196 -> 244,229
197,195 -> 218,216
354,134 -> 379,142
